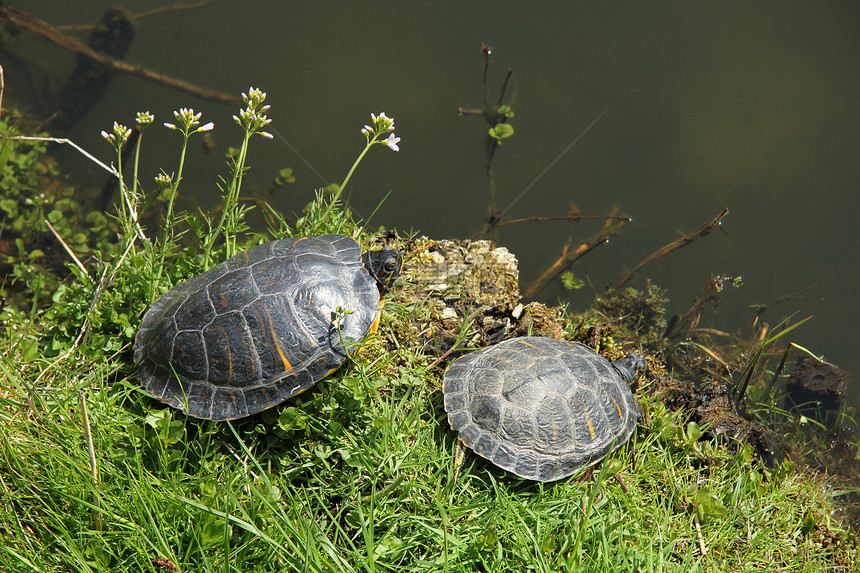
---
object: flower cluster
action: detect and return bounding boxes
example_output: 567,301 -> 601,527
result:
233,87 -> 273,139
361,112 -> 400,151
100,121 -> 132,149
135,111 -> 155,131
164,108 -> 214,135
154,172 -> 173,188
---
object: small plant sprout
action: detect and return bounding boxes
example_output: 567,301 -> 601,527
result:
320,111 -> 403,224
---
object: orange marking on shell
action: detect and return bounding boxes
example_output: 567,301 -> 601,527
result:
586,412 -> 596,440
261,306 -> 292,371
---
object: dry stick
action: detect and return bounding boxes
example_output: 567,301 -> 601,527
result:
615,207 -> 730,290
522,211 -> 630,300
56,0 -> 218,31
1,6 -> 241,106
9,135 -> 147,242
667,274 -> 729,339
80,390 -> 102,531
493,214 -> 631,228
44,219 -> 90,280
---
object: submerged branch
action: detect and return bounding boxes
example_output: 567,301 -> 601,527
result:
522,208 -> 630,300
1,6 -> 241,106
56,0 -> 218,31
492,213 -> 632,229
615,207 -> 729,290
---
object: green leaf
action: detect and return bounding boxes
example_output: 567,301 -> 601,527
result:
692,489 -> 727,521
685,421 -> 703,444
561,271 -> 585,292
488,123 -> 514,141
0,198 -> 18,217
277,406 -> 308,435
200,513 -> 230,547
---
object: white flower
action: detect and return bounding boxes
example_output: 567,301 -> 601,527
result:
385,133 -> 401,152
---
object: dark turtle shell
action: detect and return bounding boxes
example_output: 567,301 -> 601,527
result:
134,234 -> 401,420
443,336 -> 643,482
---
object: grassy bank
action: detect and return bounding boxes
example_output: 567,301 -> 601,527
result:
0,91 -> 856,572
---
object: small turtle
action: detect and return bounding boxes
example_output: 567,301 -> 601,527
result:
443,336 -> 643,482
134,234 -> 401,420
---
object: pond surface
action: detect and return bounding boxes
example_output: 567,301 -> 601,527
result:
9,1 -> 860,412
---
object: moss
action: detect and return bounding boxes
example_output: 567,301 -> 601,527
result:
589,280 -> 670,351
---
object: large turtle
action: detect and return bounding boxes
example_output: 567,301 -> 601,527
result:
443,336 -> 644,482
134,234 -> 401,420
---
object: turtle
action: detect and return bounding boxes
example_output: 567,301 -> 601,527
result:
134,234 -> 402,421
443,336 -> 644,482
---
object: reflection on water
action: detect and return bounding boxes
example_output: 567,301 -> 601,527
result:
7,1 -> 860,416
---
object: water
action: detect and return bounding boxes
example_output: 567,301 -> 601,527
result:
8,1 -> 860,412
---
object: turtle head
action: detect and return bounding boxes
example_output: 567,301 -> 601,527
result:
362,247 -> 403,295
611,352 -> 646,385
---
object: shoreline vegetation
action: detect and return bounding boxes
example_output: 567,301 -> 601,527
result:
0,84 -> 857,571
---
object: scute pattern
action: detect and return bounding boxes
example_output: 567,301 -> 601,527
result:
134,235 -> 382,420
443,336 -> 641,482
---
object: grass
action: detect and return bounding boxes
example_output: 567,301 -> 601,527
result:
0,90 -> 856,572
1,320 -> 856,572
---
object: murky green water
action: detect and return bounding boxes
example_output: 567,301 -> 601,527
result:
8,1 -> 860,412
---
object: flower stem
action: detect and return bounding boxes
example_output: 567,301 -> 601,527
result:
155,133 -> 189,283
320,139 -> 373,225
204,130 -> 251,266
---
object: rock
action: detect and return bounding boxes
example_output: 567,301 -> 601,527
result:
785,356 -> 850,427
394,236 -> 566,356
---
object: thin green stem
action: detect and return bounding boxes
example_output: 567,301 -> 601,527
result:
154,133 -> 189,286
204,130 -> 251,266
131,133 -> 142,201
126,131 -> 144,255
320,139 -> 373,225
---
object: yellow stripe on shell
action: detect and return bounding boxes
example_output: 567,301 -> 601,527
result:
261,305 -> 292,372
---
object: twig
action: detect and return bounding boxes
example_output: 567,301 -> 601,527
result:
473,107 -> 610,240
481,42 -> 492,110
44,219 -> 90,280
1,6 -> 241,106
56,0 -> 218,31
497,67 -> 513,107
615,207 -> 729,290
4,134 -> 147,242
693,513 -> 708,556
522,210 -> 630,300
666,274 -> 731,339
493,213 -> 632,228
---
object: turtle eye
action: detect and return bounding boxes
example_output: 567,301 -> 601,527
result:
384,260 -> 398,273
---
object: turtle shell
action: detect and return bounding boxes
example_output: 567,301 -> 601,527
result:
443,336 -> 642,482
134,234 -> 399,420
